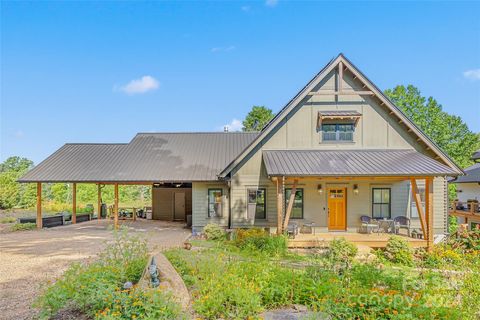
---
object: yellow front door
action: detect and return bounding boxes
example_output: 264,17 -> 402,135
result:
328,188 -> 346,230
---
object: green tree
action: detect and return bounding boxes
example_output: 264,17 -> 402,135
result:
385,85 -> 480,168
0,156 -> 35,209
242,106 -> 275,132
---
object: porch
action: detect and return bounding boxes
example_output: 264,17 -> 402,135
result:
288,231 -> 428,248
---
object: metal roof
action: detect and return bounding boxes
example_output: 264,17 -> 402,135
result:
262,149 -> 459,177
19,132 -> 259,183
319,110 -> 362,117
450,163 -> 480,183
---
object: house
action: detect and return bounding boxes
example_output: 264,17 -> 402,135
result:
450,149 -> 480,228
19,54 -> 463,248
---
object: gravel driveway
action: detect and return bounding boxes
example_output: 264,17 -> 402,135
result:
0,219 -> 191,320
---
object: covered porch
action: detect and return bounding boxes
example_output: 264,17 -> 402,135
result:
262,149 -> 459,249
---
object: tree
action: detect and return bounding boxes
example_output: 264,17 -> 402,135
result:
384,85 -> 480,169
0,157 -> 35,209
242,106 -> 275,132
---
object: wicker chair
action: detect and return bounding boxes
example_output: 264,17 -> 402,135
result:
393,216 -> 411,237
286,221 -> 299,238
360,215 -> 379,234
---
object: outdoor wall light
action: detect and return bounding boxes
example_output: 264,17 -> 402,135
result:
317,184 -> 323,194
353,184 -> 359,195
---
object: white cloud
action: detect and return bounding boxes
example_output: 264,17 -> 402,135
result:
265,0 -> 278,7
220,119 -> 243,132
241,5 -> 251,12
117,76 -> 160,95
463,69 -> 480,81
211,45 -> 236,53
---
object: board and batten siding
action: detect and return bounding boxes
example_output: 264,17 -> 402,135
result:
192,182 -> 229,231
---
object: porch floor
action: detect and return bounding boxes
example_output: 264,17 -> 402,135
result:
288,232 -> 428,248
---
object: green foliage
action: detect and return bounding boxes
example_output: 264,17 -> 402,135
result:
421,246 -> 464,269
10,222 -> 36,231
0,216 -> 17,223
242,105 -> 275,132
234,228 -> 287,256
382,236 -> 414,266
448,215 -> 459,234
448,229 -> 480,252
325,238 -> 358,271
203,223 -> 225,240
384,85 -> 480,168
165,243 -> 467,320
0,157 -> 35,209
36,230 -> 180,319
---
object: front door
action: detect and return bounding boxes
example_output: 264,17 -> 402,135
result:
328,188 -> 346,230
174,192 -> 185,221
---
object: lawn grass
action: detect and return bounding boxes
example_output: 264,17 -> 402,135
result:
166,236 -> 479,320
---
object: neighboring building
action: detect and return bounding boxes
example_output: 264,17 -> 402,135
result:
453,159 -> 480,204
19,54 -> 462,245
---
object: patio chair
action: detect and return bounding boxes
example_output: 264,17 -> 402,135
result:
286,221 -> 299,239
360,215 -> 379,234
393,216 -> 412,237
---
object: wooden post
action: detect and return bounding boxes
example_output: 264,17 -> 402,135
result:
283,179 -> 298,231
411,178 -> 427,240
36,182 -> 42,229
97,184 -> 102,223
133,207 -> 137,221
276,177 -> 284,235
72,183 -> 77,224
425,177 -> 434,249
114,183 -> 119,229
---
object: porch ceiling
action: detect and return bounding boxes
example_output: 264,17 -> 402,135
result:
263,149 -> 459,177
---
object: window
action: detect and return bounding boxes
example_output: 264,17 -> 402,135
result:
410,185 -> 425,218
247,188 -> 266,219
322,123 -> 354,141
285,188 -> 304,219
372,188 -> 391,219
208,189 -> 223,217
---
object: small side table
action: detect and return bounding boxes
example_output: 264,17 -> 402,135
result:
303,222 -> 316,235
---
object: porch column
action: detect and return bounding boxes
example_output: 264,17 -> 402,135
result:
276,177 -> 284,235
425,177 -> 434,249
283,178 -> 298,231
36,182 -> 42,229
72,183 -> 77,224
114,183 -> 119,229
410,178 -> 427,240
97,184 -> 102,223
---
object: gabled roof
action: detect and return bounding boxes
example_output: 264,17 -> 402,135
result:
450,162 -> 480,183
19,132 -> 259,183
263,149 -> 459,177
219,53 -> 463,177
472,149 -> 480,161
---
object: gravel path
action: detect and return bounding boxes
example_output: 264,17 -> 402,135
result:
0,219 -> 190,320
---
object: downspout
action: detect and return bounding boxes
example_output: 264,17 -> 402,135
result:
227,179 -> 232,229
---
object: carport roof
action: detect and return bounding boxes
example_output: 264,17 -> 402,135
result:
262,149 -> 460,177
450,163 -> 480,183
18,132 -> 259,183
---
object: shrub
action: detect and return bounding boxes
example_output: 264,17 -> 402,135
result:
0,216 -> 17,223
35,230 -> 182,319
325,238 -> 358,271
383,236 -> 414,266
422,246 -> 463,268
203,223 -> 225,240
11,222 -> 36,231
234,228 -> 287,256
449,229 -> 480,252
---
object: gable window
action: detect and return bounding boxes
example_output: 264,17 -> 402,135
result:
285,188 -> 304,219
208,189 -> 223,217
247,188 -> 266,219
322,123 -> 354,141
372,188 -> 391,219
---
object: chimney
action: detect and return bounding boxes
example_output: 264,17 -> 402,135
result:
224,126 -> 229,133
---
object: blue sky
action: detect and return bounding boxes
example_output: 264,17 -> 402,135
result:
1,1 -> 479,164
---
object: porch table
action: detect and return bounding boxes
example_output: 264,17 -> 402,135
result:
375,219 -> 395,234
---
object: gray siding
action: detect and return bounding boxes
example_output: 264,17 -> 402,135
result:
192,182 -> 229,231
